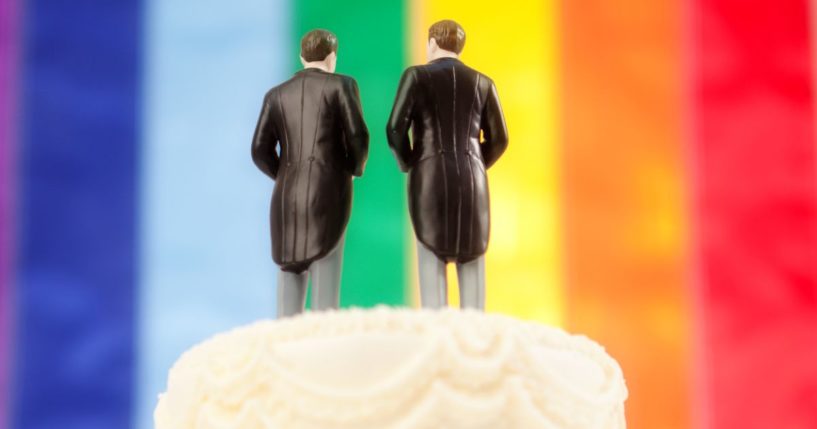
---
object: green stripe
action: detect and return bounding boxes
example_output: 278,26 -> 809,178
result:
294,0 -> 409,307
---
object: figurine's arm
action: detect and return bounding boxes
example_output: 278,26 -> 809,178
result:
479,82 -> 509,169
339,77 -> 369,177
386,68 -> 416,172
251,92 -> 280,180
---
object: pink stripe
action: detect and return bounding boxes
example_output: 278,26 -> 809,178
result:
0,0 -> 19,426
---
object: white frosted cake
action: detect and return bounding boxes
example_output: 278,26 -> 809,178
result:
155,307 -> 627,428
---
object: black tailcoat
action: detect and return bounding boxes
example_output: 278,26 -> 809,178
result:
387,58 -> 508,262
253,68 -> 369,272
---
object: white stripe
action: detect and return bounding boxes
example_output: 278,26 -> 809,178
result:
136,1 -> 290,427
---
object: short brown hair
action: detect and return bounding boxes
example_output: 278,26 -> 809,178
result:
300,29 -> 338,62
428,20 -> 465,54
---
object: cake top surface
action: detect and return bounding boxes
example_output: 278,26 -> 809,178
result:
155,307 -> 627,429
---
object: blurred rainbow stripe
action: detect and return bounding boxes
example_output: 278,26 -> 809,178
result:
13,1 -> 142,428
561,1 -> 692,427
0,0 -> 17,425
292,0 -> 410,309
0,0 -> 815,428
413,0 -> 564,324
134,1 -> 290,427
692,1 -> 817,427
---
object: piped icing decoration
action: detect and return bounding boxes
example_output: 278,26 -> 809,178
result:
155,307 -> 627,429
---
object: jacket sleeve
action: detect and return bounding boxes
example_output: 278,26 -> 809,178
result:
338,77 -> 370,177
386,67 -> 417,172
479,81 -> 509,169
251,92 -> 280,180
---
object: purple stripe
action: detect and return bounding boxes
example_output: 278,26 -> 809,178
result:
0,0 -> 18,426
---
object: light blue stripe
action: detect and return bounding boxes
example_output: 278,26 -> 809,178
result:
136,1 -> 290,427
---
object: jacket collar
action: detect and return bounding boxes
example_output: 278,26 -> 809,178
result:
429,56 -> 462,64
298,67 -> 331,74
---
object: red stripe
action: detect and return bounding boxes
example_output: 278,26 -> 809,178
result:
691,0 -> 817,427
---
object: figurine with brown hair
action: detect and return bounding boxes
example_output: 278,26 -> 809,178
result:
387,19 -> 508,310
252,29 -> 369,317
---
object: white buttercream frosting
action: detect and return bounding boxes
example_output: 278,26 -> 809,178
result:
155,307 -> 627,429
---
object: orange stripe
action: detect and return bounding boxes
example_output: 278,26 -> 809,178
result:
560,1 -> 692,428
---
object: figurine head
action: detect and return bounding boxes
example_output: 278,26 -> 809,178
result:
427,20 -> 465,62
300,29 -> 338,73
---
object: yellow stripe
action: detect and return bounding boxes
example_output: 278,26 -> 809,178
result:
409,0 -> 562,325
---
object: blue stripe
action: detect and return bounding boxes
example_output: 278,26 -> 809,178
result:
135,1 -> 289,427
14,0 -> 141,428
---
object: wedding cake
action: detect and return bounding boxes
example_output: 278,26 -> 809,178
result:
155,307 -> 627,428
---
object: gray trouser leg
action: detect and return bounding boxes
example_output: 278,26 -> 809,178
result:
456,256 -> 485,310
309,236 -> 344,311
277,269 -> 307,318
276,236 -> 345,318
417,240 -> 447,308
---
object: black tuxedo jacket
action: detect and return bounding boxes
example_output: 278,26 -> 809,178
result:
387,58 -> 508,262
252,68 -> 369,272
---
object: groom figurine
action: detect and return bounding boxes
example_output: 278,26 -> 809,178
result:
252,29 -> 369,317
387,20 -> 508,310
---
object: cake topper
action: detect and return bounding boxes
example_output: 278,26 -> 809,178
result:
252,29 -> 369,317
387,19 -> 508,310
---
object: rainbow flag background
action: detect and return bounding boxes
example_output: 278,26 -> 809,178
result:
1,0 -> 816,428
